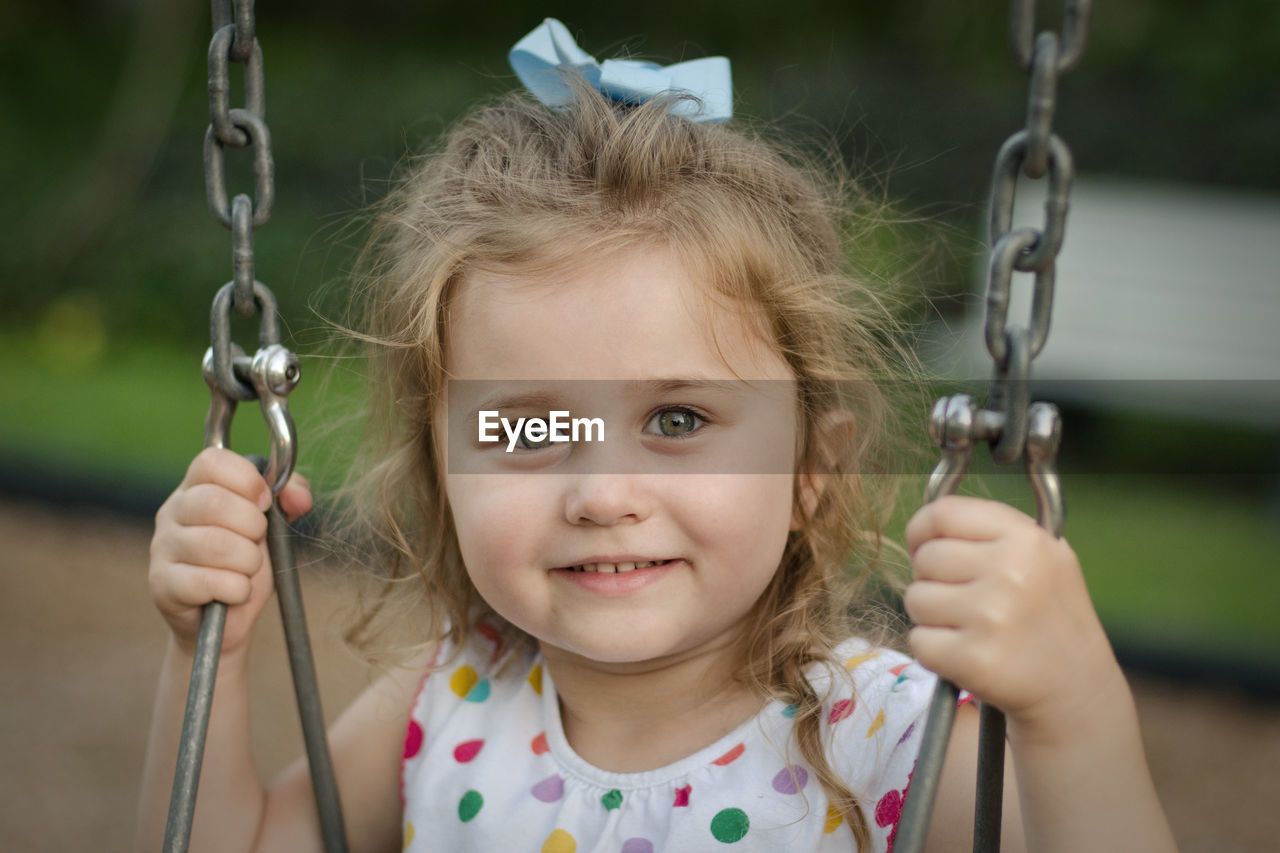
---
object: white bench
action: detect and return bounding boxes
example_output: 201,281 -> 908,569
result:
925,178 -> 1280,427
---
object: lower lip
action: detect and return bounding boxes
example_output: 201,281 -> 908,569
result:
552,560 -> 681,597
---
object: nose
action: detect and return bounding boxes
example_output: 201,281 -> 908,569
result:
563,475 -> 651,526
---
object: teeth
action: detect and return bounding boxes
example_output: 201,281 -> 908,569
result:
569,560 -> 667,573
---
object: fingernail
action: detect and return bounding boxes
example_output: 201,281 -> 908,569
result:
257,491 -> 272,511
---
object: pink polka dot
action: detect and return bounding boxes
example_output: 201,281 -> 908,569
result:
829,698 -> 855,724
673,784 -> 692,807
531,731 -> 549,755
453,738 -> 484,763
403,719 -> 423,759
876,788 -> 904,828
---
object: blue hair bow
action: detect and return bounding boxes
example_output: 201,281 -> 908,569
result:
508,18 -> 732,122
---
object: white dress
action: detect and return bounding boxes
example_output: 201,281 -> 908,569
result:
401,622 -> 940,852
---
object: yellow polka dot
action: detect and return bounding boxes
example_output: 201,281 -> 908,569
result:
528,663 -> 543,695
865,708 -> 885,738
402,821 -> 415,850
824,805 -> 843,834
449,665 -> 479,698
541,828 -> 576,853
843,651 -> 880,670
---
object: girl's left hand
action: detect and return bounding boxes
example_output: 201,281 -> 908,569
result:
903,495 -> 1123,743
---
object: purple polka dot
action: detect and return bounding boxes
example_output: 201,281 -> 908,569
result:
621,839 -> 654,853
531,773 -> 565,802
771,765 -> 809,795
898,722 -> 917,745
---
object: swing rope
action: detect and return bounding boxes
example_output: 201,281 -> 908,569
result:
162,2 -> 349,851
894,2 -> 1090,852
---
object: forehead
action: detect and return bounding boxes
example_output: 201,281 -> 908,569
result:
445,247 -> 792,381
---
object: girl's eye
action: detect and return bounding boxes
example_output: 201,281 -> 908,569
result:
517,423 -> 554,450
646,407 -> 704,438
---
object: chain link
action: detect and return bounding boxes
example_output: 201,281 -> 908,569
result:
1009,0 -> 1091,73
204,0 -> 274,326
894,3 -> 1091,852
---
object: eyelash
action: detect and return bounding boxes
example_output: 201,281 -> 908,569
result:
643,406 -> 708,439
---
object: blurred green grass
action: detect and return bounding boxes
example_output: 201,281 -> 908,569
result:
3,331 -> 1276,665
3,5 -> 1279,675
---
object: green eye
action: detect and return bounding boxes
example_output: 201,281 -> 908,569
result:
518,423 -> 553,449
649,407 -> 702,437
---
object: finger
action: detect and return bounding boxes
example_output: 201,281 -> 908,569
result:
184,447 -> 272,511
902,580 -> 979,629
159,563 -> 254,609
276,474 -> 314,522
911,538 -> 991,583
171,525 -> 265,576
906,624 -> 961,676
904,495 -> 1031,555
171,483 -> 270,541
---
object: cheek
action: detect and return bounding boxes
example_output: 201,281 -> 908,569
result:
446,475 -> 552,572
685,474 -> 795,564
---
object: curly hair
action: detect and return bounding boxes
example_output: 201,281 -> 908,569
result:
331,77 -> 922,847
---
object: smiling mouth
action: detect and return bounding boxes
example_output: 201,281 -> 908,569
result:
563,559 -> 675,574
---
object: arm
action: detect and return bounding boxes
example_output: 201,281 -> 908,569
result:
137,448 -> 420,853
904,496 -> 1176,853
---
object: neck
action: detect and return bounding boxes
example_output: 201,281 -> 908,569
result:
541,633 -> 763,773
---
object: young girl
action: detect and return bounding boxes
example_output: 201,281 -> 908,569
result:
139,25 -> 1176,853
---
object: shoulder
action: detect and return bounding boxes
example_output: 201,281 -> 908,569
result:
809,639 -> 939,795
410,619 -> 538,715
403,618 -> 541,765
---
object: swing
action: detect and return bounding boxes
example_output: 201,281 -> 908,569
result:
163,3 -> 1091,852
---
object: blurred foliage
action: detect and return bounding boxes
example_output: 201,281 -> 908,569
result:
2,1 -> 1279,349
1,3 -> 1277,659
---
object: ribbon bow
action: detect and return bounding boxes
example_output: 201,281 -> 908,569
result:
508,18 -> 732,122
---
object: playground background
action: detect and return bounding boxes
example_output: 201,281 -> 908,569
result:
1,2 -> 1277,849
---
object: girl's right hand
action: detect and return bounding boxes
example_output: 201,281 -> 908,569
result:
149,447 -> 313,657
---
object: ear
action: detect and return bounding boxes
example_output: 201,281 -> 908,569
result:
792,410 -> 858,531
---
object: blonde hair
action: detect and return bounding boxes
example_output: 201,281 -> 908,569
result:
334,78 -> 921,847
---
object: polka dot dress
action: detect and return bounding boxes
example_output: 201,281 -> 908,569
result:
401,625 -> 937,852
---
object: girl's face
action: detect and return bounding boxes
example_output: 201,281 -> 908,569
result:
438,246 -> 800,667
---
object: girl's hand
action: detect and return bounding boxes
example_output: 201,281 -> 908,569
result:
903,495 -> 1123,744
149,447 -> 313,658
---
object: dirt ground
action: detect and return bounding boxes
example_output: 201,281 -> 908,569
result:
2,497 -> 1277,852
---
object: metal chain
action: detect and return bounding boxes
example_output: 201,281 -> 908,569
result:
163,3 -> 348,852
894,3 -> 1090,852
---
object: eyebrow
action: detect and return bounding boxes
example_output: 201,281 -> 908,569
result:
471,390 -> 564,416
462,379 -> 749,422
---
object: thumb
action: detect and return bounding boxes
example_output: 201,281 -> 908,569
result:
276,473 -> 314,523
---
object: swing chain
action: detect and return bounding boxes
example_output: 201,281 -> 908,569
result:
205,0 -> 274,322
895,4 -> 1090,853
199,0 -> 296,490
983,0 -> 1089,459
166,4 -> 348,852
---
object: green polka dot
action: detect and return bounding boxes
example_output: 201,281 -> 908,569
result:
458,789 -> 483,822
602,789 -> 623,810
781,704 -> 798,718
710,807 -> 749,843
